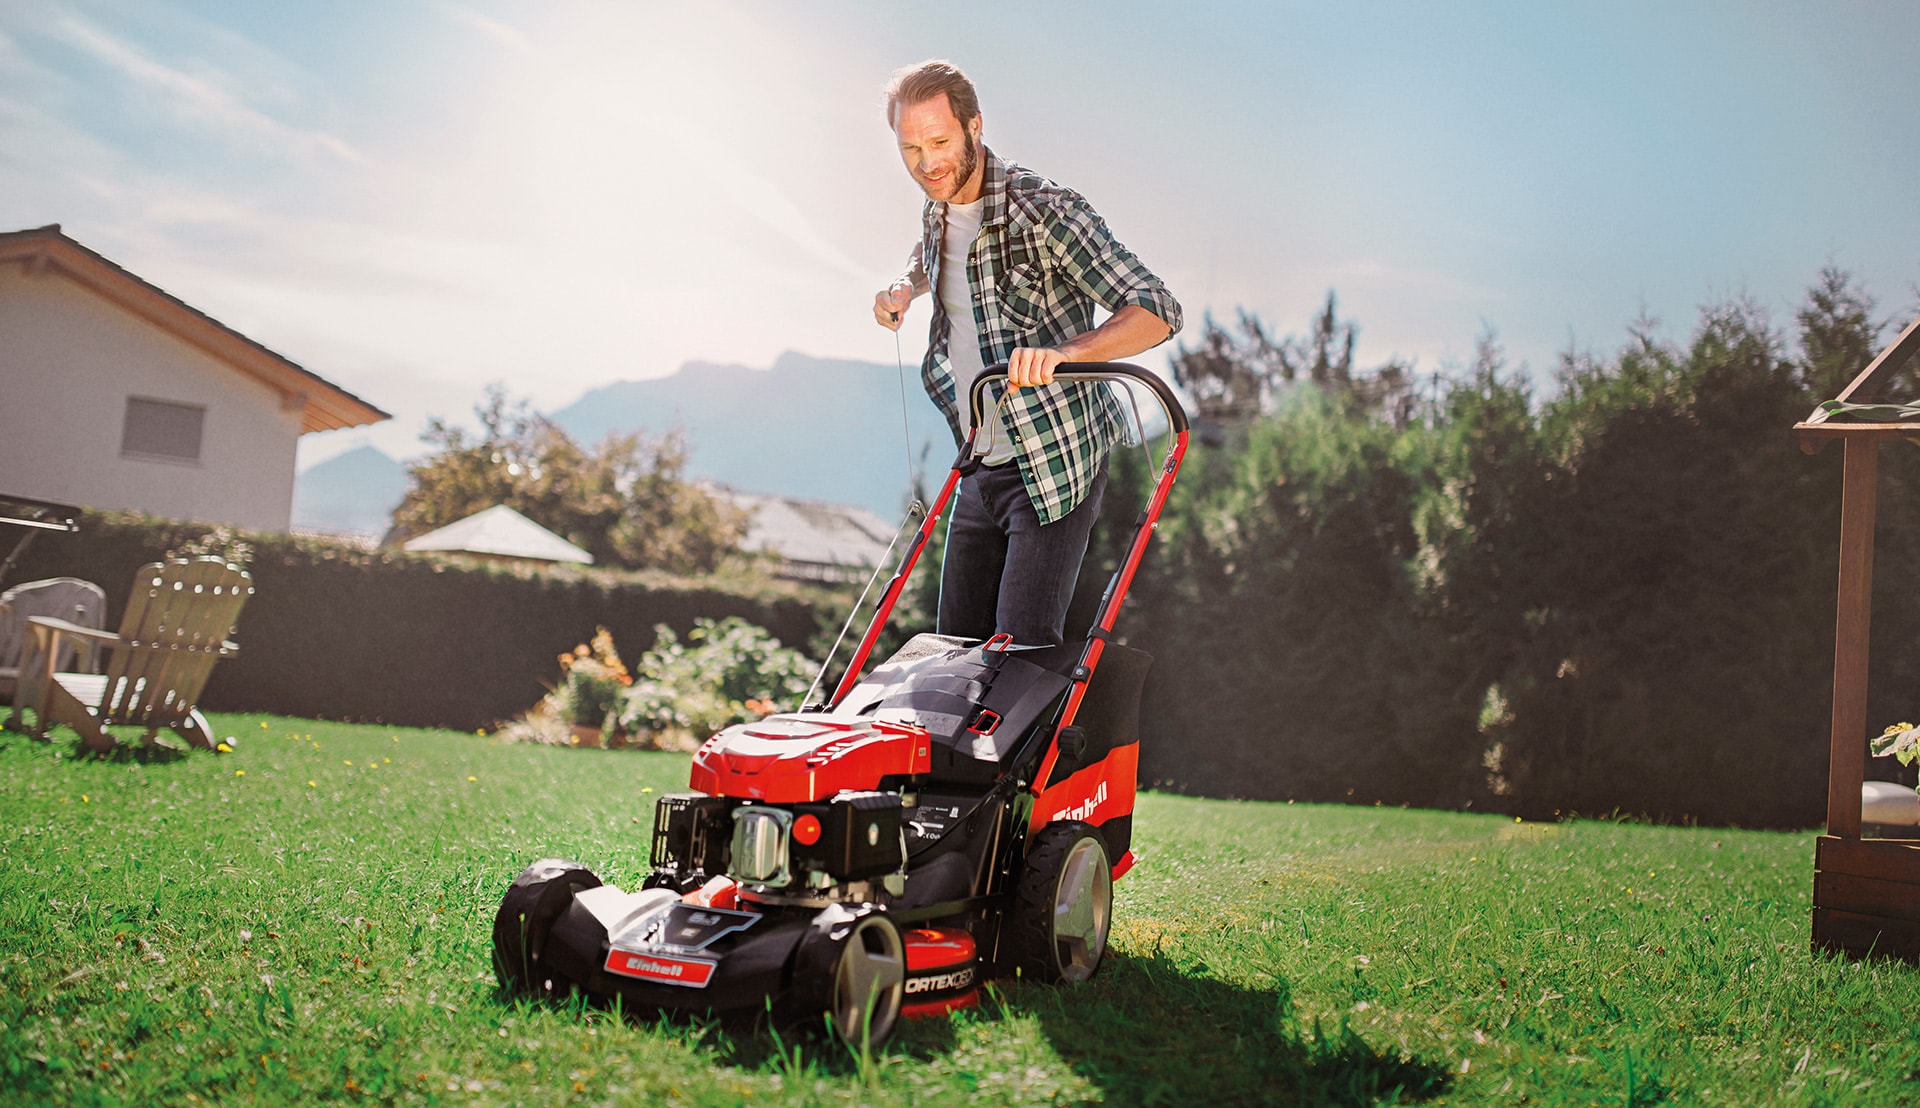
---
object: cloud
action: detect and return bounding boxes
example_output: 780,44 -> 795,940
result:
45,11 -> 367,164
1331,260 -> 1506,305
656,113 -> 881,286
431,1 -> 540,59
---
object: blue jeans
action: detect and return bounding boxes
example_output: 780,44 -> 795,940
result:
937,461 -> 1108,647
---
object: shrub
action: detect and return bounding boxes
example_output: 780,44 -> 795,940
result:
615,618 -> 818,749
3,510 -> 842,732
551,627 -> 633,729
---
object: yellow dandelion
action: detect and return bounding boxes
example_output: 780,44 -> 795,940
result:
307,780 -> 317,788
392,736 -> 399,742
235,770 -> 246,777
641,787 -> 653,794
343,760 -> 353,766
259,721 -> 269,730
475,729 -> 486,736
467,776 -> 477,783
384,757 -> 391,764
81,795 -> 89,803
216,743 -> 233,753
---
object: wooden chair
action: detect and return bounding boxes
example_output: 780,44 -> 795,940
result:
0,577 -> 107,701
12,558 -> 254,752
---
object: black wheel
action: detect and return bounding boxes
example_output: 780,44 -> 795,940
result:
492,859 -> 601,998
791,903 -> 905,1049
1010,821 -> 1112,983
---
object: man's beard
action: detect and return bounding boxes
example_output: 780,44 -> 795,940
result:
950,130 -> 979,200
926,130 -> 980,202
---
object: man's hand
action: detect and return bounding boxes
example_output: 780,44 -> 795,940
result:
1006,345 -> 1068,389
1004,307 -> 1171,388
874,282 -> 914,330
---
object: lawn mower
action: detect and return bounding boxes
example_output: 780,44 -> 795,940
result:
492,362 -> 1188,1047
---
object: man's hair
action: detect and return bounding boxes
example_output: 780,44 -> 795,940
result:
884,59 -> 979,129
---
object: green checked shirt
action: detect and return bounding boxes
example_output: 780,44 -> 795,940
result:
904,147 -> 1183,525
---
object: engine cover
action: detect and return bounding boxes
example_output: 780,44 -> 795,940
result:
689,713 -> 931,803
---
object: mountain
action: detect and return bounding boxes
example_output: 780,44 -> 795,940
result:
290,445 -> 409,535
549,351 -> 956,519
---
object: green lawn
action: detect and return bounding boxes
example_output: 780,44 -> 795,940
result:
1,715 -> 1916,1106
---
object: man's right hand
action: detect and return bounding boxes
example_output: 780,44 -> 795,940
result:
873,283 -> 914,330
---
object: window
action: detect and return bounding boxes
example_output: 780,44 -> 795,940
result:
121,397 -> 206,463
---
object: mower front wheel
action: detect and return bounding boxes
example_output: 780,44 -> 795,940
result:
492,859 -> 602,998
791,903 -> 906,1049
1010,821 -> 1112,984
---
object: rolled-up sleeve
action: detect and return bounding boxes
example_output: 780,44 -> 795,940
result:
1043,192 -> 1183,342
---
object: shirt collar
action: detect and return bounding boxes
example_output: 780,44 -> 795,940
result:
927,145 -> 1009,230
979,146 -> 1009,228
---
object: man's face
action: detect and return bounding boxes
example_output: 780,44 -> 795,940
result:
893,93 -> 982,204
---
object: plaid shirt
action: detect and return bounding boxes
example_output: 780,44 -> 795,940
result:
905,148 -> 1183,525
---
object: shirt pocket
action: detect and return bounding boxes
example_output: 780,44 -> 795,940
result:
997,262 -> 1047,334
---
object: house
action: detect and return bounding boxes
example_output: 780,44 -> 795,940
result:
0,225 -> 388,533
720,488 -> 896,584
401,504 -> 594,566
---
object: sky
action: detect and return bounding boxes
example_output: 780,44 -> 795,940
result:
5,0 -> 1918,470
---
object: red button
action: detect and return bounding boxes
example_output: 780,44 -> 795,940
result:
792,813 -> 822,846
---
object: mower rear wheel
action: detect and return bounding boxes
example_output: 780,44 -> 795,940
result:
1011,821 -> 1112,984
492,859 -> 601,998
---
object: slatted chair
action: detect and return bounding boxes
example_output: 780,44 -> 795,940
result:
0,576 -> 107,702
12,557 -> 253,752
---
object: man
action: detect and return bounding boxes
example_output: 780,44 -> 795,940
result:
873,60 -> 1182,647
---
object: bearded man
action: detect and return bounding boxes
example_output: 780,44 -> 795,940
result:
873,59 -> 1183,647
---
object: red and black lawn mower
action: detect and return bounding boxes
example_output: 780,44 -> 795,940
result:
493,362 -> 1188,1047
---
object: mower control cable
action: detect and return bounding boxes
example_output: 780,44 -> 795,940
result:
893,310 -> 925,520
797,309 -> 934,710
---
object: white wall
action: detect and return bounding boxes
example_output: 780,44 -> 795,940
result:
0,265 -> 303,532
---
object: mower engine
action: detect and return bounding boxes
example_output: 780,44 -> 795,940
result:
648,712 -> 930,903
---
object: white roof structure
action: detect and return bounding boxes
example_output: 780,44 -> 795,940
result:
723,489 -> 896,583
402,505 -> 593,565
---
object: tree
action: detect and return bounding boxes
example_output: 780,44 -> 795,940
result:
391,385 -> 746,574
1168,308 -> 1288,425
1797,265 -> 1888,400
1170,293 -> 1421,436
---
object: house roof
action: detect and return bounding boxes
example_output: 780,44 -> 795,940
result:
0,224 -> 389,434
402,504 -> 594,564
722,488 -> 896,573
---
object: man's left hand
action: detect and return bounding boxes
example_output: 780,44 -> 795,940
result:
1006,346 -> 1068,389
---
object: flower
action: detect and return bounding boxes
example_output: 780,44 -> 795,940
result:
1873,722 -> 1920,766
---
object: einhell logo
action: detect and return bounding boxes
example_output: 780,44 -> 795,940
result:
604,949 -> 716,988
1051,780 -> 1108,823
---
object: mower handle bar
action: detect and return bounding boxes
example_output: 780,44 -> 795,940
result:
966,362 -> 1189,446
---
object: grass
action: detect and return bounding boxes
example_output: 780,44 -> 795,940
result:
1,715 -> 1917,1106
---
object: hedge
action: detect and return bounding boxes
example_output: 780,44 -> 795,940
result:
4,512 -> 840,732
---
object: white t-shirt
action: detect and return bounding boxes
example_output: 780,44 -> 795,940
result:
939,198 -> 1015,465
